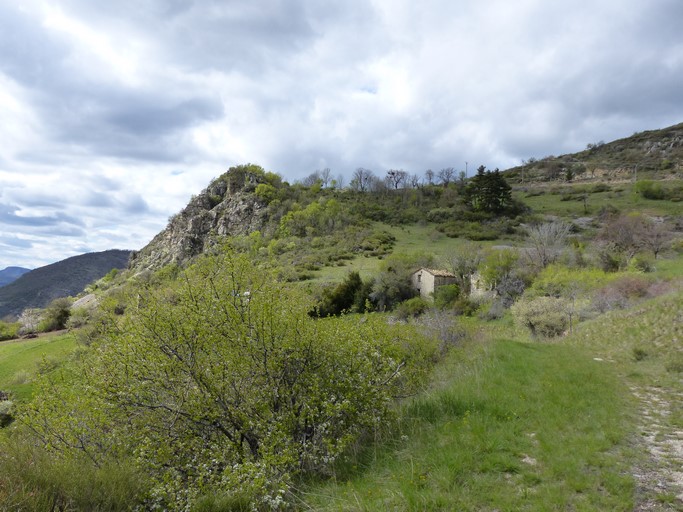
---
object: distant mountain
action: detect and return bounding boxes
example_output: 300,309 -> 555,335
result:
0,250 -> 131,319
506,122 -> 683,183
0,267 -> 31,287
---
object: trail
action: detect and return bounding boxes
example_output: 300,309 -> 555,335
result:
632,385 -> 683,511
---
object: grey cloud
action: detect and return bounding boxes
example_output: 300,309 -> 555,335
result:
0,203 -> 85,228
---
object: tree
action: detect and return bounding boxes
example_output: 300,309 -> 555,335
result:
319,168 -> 332,188
525,221 -> 571,269
425,169 -> 434,185
385,169 -> 408,189
23,250 -> 432,509
464,166 -> 513,214
640,219 -> 672,259
350,167 -> 375,192
437,167 -> 455,187
446,242 -> 483,296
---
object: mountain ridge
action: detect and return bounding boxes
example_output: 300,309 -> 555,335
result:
0,267 -> 31,288
0,250 -> 131,319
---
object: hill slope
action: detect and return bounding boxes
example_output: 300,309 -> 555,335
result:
506,122 -> 683,183
0,267 -> 30,288
0,250 -> 131,319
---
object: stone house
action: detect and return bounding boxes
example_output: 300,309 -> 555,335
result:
411,268 -> 457,299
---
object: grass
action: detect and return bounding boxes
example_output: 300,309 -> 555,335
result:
516,182 -> 683,217
301,338 -> 634,511
0,331 -> 77,401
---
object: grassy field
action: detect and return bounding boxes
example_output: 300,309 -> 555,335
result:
301,338 -> 634,511
0,331 -> 77,401
515,181 -> 683,217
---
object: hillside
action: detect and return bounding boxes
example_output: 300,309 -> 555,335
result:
506,121 -> 683,183
0,267 -> 30,288
0,250 -> 131,319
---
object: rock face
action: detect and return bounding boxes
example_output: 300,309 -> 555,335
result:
129,167 -> 269,273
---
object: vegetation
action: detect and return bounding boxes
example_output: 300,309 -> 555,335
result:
0,135 -> 682,510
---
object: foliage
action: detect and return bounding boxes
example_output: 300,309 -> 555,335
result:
0,321 -> 20,341
394,296 -> 431,320
22,250 -> 436,510
37,297 -> 73,332
527,264 -> 618,299
370,252 -> 432,311
433,284 -> 460,310
313,271 -> 369,317
464,166 -> 515,214
511,296 -> 571,337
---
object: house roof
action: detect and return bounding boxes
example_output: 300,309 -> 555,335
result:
413,268 -> 456,278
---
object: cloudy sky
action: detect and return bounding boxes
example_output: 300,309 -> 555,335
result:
1,0 -> 682,269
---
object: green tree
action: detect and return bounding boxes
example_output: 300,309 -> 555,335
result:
464,166 -> 513,214
23,250 -> 434,509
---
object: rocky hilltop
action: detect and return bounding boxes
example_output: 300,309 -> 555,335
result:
506,122 -> 683,183
129,165 -> 271,272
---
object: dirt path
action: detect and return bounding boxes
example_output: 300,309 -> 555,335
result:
632,386 -> 683,511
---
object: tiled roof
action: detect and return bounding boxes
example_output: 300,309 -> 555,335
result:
414,268 -> 455,278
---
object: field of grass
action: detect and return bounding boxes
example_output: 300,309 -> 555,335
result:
516,182 -> 683,217
301,338 -> 634,511
0,332 -> 77,401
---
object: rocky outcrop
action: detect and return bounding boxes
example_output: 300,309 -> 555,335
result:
129,167 -> 269,273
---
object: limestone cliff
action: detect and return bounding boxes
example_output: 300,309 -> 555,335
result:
129,166 -> 270,273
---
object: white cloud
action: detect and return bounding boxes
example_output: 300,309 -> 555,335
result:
1,0 -> 682,268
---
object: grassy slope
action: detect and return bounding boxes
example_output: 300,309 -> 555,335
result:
0,332 -> 77,401
301,333 -> 634,511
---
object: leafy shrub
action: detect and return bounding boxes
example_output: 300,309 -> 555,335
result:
634,180 -> 666,200
394,297 -> 430,320
433,284 -> 460,310
0,320 -> 20,341
37,298 -> 72,332
511,296 -> 570,338
23,250 -> 437,510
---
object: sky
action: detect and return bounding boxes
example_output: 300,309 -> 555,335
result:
1,0 -> 683,269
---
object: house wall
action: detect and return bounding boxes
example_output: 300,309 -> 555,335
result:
411,269 -> 436,299
411,270 -> 457,299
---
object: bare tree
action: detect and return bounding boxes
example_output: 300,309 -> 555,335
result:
425,169 -> 434,185
334,173 -> 345,190
526,221 -> 571,268
409,173 -> 421,189
438,167 -> 455,187
640,219 -> 672,259
350,167 -> 375,192
319,168 -> 332,188
385,169 -> 408,189
300,171 -> 321,187
446,242 -> 483,296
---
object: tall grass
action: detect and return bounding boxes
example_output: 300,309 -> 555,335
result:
301,339 -> 634,511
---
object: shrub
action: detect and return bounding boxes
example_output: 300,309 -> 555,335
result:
394,297 -> 431,320
38,298 -> 72,332
0,399 -> 14,427
23,250 -> 437,510
0,320 -> 20,341
511,296 -> 570,338
433,284 -> 460,310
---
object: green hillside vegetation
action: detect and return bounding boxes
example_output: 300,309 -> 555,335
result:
0,138 -> 682,510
